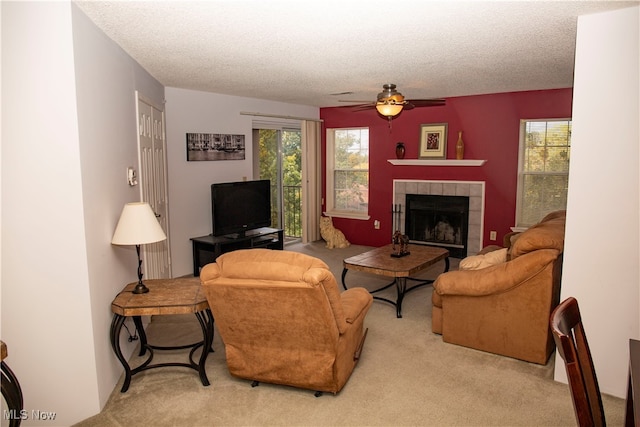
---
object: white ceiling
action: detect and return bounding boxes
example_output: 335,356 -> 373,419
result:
74,0 -> 638,108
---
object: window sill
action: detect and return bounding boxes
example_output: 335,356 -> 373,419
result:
323,211 -> 370,221
387,159 -> 487,166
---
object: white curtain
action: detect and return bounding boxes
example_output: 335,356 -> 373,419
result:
301,120 -> 322,242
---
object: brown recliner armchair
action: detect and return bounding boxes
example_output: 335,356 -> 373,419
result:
431,210 -> 566,364
200,249 -> 373,394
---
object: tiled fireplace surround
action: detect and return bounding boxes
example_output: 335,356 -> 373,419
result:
393,180 -> 485,257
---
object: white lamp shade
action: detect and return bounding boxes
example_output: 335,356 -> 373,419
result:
111,202 -> 167,245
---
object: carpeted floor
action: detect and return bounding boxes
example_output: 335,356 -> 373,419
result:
75,241 -> 625,426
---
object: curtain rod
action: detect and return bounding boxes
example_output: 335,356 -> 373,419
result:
240,111 -> 323,122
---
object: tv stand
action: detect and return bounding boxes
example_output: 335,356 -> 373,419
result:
223,229 -> 262,240
190,227 -> 284,276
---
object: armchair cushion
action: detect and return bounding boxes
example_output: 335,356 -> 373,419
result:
459,248 -> 508,270
510,212 -> 566,259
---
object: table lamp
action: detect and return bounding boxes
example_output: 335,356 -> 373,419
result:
111,202 -> 167,294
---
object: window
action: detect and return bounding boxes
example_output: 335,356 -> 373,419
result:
254,127 -> 302,238
325,128 -> 370,219
516,119 -> 572,227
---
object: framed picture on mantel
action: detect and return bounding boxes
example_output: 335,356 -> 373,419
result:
419,123 -> 448,159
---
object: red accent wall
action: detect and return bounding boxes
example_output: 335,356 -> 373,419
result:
319,88 -> 573,249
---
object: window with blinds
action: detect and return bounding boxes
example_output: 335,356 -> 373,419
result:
516,119 -> 572,227
325,127 -> 370,219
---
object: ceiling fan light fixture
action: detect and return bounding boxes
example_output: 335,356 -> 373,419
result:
376,84 -> 406,117
376,102 -> 404,117
342,83 -> 441,120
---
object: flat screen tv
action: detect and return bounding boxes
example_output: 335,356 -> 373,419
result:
211,179 -> 271,238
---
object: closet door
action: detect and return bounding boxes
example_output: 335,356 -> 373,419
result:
137,92 -> 171,279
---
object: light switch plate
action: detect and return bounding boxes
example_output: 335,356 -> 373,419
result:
127,167 -> 138,186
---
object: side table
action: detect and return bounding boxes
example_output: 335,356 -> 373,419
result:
110,277 -> 214,392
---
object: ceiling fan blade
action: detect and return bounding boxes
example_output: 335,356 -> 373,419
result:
336,103 -> 375,111
407,99 -> 446,107
338,100 -> 375,104
353,105 -> 376,112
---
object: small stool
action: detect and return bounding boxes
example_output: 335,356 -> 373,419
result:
110,277 -> 214,392
2,341 -> 24,427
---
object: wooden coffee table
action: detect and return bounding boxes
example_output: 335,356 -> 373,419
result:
342,244 -> 449,318
110,277 -> 214,392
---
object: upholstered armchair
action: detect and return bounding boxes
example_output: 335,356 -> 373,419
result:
431,211 -> 566,364
200,249 -> 373,394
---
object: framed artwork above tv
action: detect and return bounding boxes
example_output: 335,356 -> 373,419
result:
186,132 -> 245,161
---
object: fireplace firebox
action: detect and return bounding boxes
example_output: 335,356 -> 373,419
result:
405,194 -> 469,258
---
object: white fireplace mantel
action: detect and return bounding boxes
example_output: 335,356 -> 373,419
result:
387,159 -> 487,166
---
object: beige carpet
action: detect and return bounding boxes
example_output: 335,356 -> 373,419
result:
75,242 -> 625,426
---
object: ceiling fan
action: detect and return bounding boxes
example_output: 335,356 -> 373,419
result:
339,84 -> 445,119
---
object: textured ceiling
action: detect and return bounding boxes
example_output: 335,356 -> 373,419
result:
74,1 -> 638,108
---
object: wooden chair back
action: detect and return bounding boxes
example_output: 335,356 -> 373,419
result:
550,297 -> 606,427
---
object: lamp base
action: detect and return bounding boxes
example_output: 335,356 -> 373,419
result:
132,244 -> 149,294
132,281 -> 149,294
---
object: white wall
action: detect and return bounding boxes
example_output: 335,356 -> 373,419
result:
1,2 -> 165,425
70,2 -> 165,409
556,6 -> 639,398
164,88 -> 318,276
1,2 -> 99,424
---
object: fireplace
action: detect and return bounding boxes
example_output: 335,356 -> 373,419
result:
393,180 -> 485,258
405,194 -> 469,258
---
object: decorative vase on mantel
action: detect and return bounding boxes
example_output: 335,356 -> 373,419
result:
395,142 -> 406,159
456,131 -> 464,160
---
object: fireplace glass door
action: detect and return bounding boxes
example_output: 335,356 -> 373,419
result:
405,195 -> 469,258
